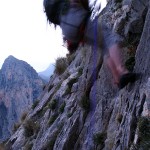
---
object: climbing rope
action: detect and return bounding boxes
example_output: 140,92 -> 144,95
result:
87,17 -> 98,149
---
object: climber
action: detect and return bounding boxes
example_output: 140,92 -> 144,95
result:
43,0 -> 137,89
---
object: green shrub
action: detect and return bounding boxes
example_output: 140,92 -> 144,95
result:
115,0 -> 122,3
55,83 -> 62,91
138,117 -> 150,138
54,57 -> 68,75
45,131 -> 60,150
132,117 -> 150,149
79,95 -> 90,111
32,100 -> 39,109
23,119 -> 40,137
63,78 -> 78,96
67,78 -> 78,89
48,114 -> 58,126
93,132 -> 107,146
63,87 -> 71,96
137,117 -> 150,149
78,67 -> 83,76
67,112 -> 73,118
48,84 -> 53,92
48,99 -> 57,110
59,102 -> 66,113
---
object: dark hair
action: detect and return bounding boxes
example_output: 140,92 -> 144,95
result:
43,0 -> 70,26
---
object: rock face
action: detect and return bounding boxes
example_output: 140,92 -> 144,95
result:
0,55 -> 44,141
4,0 -> 150,149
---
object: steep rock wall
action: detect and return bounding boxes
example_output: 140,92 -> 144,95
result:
4,0 -> 150,149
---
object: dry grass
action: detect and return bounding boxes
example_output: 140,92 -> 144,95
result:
54,57 -> 68,75
31,100 -> 39,109
21,111 -> 28,122
23,119 -> 40,137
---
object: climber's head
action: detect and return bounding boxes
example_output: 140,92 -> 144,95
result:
43,0 -> 69,26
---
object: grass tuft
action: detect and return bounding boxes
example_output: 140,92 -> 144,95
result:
32,100 -> 39,109
54,57 -> 68,75
23,119 -> 40,137
93,132 -> 107,146
67,112 -> 73,118
79,95 -> 90,111
48,114 -> 58,126
68,78 -> 78,89
132,117 -> 150,149
78,67 -> 83,76
48,99 -> 57,110
59,102 -> 66,113
48,84 -> 54,92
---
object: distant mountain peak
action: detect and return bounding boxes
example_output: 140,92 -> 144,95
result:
5,55 -> 18,62
0,55 -> 44,141
7,55 -> 16,59
2,55 -> 19,68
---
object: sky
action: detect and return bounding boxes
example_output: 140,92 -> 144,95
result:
0,0 -> 107,72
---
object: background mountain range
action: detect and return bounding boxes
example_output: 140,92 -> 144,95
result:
38,64 -> 55,81
0,55 -> 45,141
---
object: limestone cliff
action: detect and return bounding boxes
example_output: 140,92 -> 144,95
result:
3,0 -> 150,149
0,56 -> 44,142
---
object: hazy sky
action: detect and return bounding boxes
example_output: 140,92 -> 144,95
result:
0,0 -> 106,72
0,0 -> 67,72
